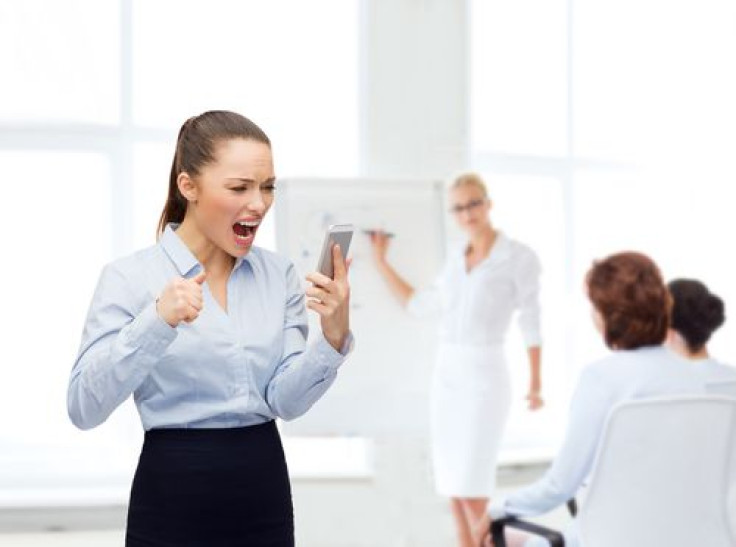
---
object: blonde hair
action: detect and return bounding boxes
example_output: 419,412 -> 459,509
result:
450,172 -> 488,199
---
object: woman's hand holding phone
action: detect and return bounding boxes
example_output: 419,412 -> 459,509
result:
306,244 -> 351,352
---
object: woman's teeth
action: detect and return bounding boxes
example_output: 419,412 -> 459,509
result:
233,220 -> 259,237
233,221 -> 260,246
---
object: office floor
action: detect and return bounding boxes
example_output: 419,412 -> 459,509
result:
0,530 -> 123,546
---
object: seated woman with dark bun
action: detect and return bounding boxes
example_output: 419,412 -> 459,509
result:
667,278 -> 736,392
474,252 -> 736,547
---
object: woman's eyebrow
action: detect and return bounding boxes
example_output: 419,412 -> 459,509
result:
225,177 -> 276,184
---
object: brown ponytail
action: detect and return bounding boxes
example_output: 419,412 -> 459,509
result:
157,111 -> 271,237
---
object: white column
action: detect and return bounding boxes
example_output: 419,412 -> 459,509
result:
359,0 -> 469,179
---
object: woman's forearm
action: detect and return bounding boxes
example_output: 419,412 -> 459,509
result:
376,260 -> 415,307
528,345 -> 542,394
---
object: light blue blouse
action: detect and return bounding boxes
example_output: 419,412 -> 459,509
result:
68,224 -> 352,431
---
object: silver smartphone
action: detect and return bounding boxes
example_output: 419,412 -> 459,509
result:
317,224 -> 354,278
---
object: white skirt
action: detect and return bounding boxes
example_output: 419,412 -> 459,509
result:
430,343 -> 511,498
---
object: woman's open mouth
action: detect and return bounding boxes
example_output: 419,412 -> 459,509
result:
232,219 -> 260,247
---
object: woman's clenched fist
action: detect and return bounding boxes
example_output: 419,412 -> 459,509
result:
156,271 -> 207,327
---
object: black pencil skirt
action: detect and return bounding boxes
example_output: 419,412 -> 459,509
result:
126,420 -> 294,547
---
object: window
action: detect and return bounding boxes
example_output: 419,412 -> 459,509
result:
471,0 -> 568,158
0,0 -> 359,505
0,1 -> 120,124
471,0 -> 736,458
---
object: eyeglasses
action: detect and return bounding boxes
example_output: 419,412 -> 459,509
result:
450,198 -> 486,215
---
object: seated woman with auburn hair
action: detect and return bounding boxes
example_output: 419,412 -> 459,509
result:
474,252 -> 733,547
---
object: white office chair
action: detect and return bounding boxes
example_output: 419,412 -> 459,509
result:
491,395 -> 736,547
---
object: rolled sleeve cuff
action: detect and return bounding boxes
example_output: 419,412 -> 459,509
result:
523,332 -> 542,348
123,301 -> 178,356
405,294 -> 421,317
313,331 -> 355,370
406,289 -> 439,319
488,498 -> 509,520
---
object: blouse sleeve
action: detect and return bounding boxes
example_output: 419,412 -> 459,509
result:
406,283 -> 442,318
489,366 -> 613,519
513,247 -> 542,347
265,262 -> 353,421
67,264 -> 178,430
406,257 -> 451,319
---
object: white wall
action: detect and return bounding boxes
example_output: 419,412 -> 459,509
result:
360,0 -> 469,179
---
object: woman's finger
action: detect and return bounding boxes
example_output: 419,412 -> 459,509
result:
332,244 -> 347,280
306,271 -> 334,289
306,299 -> 329,315
186,293 -> 204,311
305,286 -> 328,302
181,304 -> 201,323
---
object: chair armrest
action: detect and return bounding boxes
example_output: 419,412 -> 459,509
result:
490,517 -> 565,547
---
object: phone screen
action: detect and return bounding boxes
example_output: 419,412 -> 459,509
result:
317,224 -> 353,278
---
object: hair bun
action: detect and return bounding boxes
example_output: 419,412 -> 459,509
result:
668,278 -> 725,353
705,294 -> 725,330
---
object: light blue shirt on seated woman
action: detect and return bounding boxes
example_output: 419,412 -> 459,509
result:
68,224 -> 353,431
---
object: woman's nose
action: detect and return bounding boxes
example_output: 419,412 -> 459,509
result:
247,191 -> 267,213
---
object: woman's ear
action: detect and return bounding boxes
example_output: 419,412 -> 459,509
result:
177,172 -> 198,203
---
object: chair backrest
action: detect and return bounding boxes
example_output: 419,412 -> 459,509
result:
579,396 -> 736,547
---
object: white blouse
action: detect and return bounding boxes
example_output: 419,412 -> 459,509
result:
694,357 -> 736,397
407,232 -> 542,348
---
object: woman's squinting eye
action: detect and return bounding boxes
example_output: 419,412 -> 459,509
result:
229,183 -> 275,193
